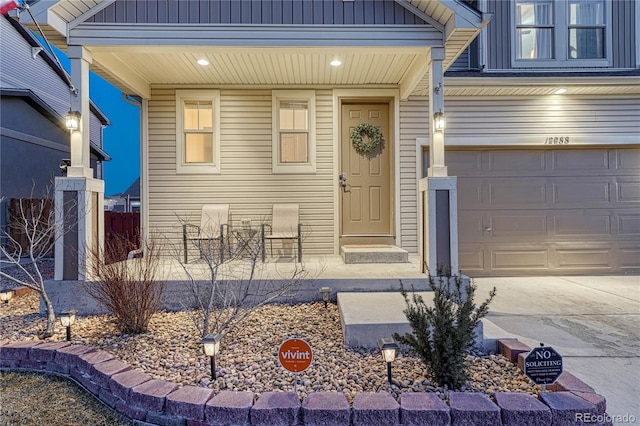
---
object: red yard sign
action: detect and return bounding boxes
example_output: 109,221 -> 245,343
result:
278,338 -> 313,373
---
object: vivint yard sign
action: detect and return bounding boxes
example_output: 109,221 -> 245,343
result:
278,338 -> 313,373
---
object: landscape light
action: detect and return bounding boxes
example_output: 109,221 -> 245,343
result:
0,290 -> 13,304
201,333 -> 222,380
377,337 -> 400,383
58,310 -> 78,341
319,287 -> 331,308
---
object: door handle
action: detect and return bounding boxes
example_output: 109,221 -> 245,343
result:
339,173 -> 347,187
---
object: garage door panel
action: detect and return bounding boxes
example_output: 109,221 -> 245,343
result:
616,150 -> 640,170
556,249 -> 611,269
488,151 -> 546,172
459,245 -> 484,271
619,248 -> 640,270
490,214 -> 547,237
617,181 -> 640,202
554,213 -> 611,236
491,249 -> 549,270
489,181 -> 547,206
457,179 -> 483,206
553,181 -> 611,204
447,151 -> 483,176
618,214 -> 640,235
552,150 -> 610,171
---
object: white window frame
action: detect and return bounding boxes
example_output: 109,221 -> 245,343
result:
272,90 -> 316,174
511,0 -> 612,69
175,89 -> 221,174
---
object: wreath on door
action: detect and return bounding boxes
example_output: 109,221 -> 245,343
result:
350,123 -> 383,154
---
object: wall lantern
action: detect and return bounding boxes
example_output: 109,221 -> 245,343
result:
65,111 -> 81,131
0,290 -> 13,304
377,337 -> 400,384
58,310 -> 78,341
434,111 -> 446,132
319,287 -> 331,308
201,333 -> 222,380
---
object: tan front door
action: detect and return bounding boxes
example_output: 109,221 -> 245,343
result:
340,103 -> 392,240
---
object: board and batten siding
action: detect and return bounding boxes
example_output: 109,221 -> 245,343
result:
147,88 -> 335,256
89,0 -> 426,25
398,97 -> 429,254
443,96 -> 640,146
485,0 -> 637,70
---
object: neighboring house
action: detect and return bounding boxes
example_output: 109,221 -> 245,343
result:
105,177 -> 140,212
0,14 -> 110,245
17,0 -> 639,277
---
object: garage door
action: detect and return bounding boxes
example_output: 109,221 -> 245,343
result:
446,148 -> 640,276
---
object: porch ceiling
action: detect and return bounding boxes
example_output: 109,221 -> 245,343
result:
89,46 -> 422,95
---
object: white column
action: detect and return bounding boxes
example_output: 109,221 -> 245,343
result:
420,47 -> 459,276
54,45 -> 104,281
67,45 -> 92,178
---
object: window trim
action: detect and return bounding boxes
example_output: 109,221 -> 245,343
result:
175,89 -> 221,174
511,0 -> 612,69
272,90 -> 316,174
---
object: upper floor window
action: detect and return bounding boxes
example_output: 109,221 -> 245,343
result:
514,0 -> 610,68
272,90 -> 316,174
175,90 -> 221,174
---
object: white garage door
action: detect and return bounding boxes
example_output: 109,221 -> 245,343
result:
446,148 -> 640,276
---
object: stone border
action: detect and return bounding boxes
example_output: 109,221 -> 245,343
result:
1,338 -> 611,425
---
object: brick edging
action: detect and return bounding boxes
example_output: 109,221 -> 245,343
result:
1,339 -> 610,425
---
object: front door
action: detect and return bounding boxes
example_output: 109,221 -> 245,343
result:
340,103 -> 392,241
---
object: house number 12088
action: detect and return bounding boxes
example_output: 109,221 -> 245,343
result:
545,137 -> 570,144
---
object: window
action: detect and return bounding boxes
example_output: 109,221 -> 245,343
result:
513,0 -> 610,68
272,90 -> 316,173
175,90 -> 220,174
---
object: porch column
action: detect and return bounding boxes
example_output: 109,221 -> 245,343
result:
54,45 -> 104,281
421,47 -> 459,276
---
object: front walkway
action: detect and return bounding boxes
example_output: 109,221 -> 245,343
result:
474,275 -> 640,423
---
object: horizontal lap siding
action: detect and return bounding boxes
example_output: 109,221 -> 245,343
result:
398,97 -> 429,254
90,0 -> 425,24
147,88 -> 334,255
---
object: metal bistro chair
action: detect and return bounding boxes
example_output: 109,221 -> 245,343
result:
183,204 -> 230,263
261,204 -> 302,263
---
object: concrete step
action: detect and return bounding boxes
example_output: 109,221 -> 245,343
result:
337,291 -> 483,349
340,245 -> 409,264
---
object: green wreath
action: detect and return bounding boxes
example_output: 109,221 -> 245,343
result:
350,123 -> 383,153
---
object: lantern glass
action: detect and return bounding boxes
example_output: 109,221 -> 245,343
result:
434,112 -> 446,131
201,334 -> 221,357
0,290 -> 12,302
59,310 -> 77,327
65,111 -> 80,131
320,287 -> 331,302
377,337 -> 400,363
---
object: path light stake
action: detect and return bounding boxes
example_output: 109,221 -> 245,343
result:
378,337 -> 400,384
319,287 -> 331,308
0,290 -> 13,304
201,333 -> 222,380
58,310 -> 77,341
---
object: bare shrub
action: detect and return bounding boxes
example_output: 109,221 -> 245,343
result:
85,235 -> 166,334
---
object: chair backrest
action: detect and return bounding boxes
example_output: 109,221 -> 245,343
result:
271,204 -> 299,236
199,204 -> 229,238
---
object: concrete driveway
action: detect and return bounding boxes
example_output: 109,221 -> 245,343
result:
474,275 -> 640,424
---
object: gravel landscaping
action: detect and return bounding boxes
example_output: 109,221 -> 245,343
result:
0,261 -> 539,405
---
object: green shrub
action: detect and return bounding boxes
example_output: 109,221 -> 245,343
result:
393,272 -> 496,389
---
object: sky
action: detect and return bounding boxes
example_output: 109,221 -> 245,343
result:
44,40 -> 140,197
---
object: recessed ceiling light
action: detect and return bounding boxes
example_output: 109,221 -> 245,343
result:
554,88 -> 567,95
197,58 -> 209,66
330,59 -> 342,67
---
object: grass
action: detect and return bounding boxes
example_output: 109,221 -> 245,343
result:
0,370 -> 135,426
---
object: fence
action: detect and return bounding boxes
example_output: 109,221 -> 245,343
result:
7,199 -> 140,263
104,211 -> 140,263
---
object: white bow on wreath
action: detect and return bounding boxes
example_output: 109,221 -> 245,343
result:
350,123 -> 383,154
